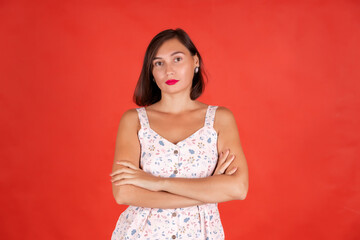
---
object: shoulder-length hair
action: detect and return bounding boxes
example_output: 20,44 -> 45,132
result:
133,28 -> 207,106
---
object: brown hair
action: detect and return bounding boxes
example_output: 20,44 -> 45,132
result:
133,28 -> 207,106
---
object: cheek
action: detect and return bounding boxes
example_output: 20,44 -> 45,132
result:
178,64 -> 194,78
152,69 -> 164,79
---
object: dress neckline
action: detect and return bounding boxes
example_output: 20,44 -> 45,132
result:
142,105 -> 211,146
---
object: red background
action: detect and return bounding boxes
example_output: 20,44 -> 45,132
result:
1,0 -> 359,239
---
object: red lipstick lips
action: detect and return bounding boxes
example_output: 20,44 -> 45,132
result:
165,79 -> 179,85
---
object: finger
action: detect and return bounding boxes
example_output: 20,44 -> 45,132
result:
111,173 -> 135,183
111,173 -> 129,183
226,167 -> 238,175
220,149 -> 231,161
113,178 -> 132,186
115,160 -> 137,168
217,152 -> 226,166
216,149 -> 230,169
223,149 -> 231,159
219,149 -> 231,165
218,155 -> 235,173
110,167 -> 135,177
214,149 -> 232,175
214,155 -> 232,175
116,161 -> 138,170
110,168 -> 134,176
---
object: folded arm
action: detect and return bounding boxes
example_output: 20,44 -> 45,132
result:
113,184 -> 204,209
159,107 -> 249,202
160,107 -> 249,203
160,172 -> 245,203
111,109 -> 205,208
111,107 -> 249,204
159,107 -> 249,203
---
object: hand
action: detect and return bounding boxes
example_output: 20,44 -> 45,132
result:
110,160 -> 162,192
213,149 -> 237,176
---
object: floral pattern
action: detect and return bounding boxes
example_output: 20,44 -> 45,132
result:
111,105 -> 224,240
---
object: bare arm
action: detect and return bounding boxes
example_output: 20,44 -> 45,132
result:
160,171 -> 242,203
113,107 -> 249,203
111,109 -> 205,208
159,107 -> 249,202
115,185 -> 203,209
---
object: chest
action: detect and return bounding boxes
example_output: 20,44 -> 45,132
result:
138,126 -> 219,178
143,111 -> 206,145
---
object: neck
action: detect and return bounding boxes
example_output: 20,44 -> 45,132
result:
154,92 -> 199,114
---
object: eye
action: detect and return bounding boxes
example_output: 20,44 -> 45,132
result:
154,61 -> 163,67
174,57 -> 182,62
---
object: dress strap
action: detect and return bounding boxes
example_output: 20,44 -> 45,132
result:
205,105 -> 218,127
136,107 -> 149,129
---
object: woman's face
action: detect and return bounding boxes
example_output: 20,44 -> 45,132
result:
151,38 -> 199,94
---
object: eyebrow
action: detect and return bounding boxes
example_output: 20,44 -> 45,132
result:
153,51 -> 185,61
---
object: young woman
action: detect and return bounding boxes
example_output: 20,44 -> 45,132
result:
110,28 -> 249,240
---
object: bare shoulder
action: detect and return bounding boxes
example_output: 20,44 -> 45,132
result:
214,106 -> 236,128
215,106 -> 234,117
118,108 -> 141,131
121,108 -> 139,120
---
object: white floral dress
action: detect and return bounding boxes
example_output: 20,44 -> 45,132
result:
111,105 -> 224,240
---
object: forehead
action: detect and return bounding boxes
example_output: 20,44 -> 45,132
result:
155,38 -> 190,57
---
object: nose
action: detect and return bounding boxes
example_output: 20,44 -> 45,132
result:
165,62 -> 175,76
